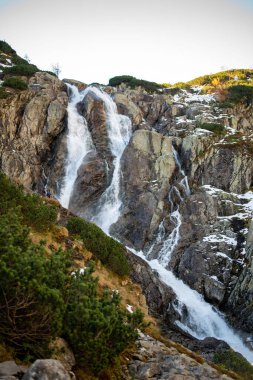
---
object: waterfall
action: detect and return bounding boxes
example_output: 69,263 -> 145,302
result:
59,85 -> 132,232
58,87 -> 253,362
84,87 -> 132,234
132,250 -> 253,362
58,84 -> 94,208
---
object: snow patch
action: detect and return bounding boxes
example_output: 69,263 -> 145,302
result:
203,234 -> 237,246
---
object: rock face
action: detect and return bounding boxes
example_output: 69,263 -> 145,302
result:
124,333 -> 232,380
0,72 -> 68,191
226,220 -> 253,332
111,130 -> 176,249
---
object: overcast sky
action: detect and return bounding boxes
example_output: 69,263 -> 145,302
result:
0,0 -> 253,84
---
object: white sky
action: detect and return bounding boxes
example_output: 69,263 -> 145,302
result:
0,0 -> 253,84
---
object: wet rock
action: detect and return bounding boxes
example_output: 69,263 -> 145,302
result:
125,250 -> 176,321
63,79 -> 87,91
78,91 -> 112,161
69,151 -> 108,218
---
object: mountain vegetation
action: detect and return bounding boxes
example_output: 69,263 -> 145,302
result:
0,173 -> 145,377
108,75 -> 164,93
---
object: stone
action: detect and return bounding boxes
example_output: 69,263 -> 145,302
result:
0,361 -> 26,378
50,338 -> 75,372
0,71 -> 68,190
114,93 -> 143,126
125,333 -> 232,379
111,130 -> 176,249
22,359 -> 71,380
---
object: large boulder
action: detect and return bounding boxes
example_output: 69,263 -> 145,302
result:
22,359 -> 72,380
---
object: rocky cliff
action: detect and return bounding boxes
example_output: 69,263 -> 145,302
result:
1,44 -> 253,372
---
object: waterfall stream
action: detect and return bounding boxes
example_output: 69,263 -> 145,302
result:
59,85 -> 253,363
58,84 -> 95,208
84,87 -> 132,233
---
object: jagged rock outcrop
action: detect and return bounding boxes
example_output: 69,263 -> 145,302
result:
124,333 -> 232,380
111,130 -> 176,249
0,72 -> 68,191
227,219 -> 253,332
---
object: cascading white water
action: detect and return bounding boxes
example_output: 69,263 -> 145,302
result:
172,146 -> 191,196
58,84 -> 95,208
132,250 -> 253,362
59,85 -> 132,233
84,87 -> 132,233
59,86 -> 253,362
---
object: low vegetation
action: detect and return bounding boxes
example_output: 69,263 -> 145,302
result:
109,75 -> 164,93
0,40 -> 16,55
0,172 -> 144,376
226,85 -> 253,105
166,69 -> 253,107
3,77 -> 27,90
0,172 -> 57,232
174,69 -> 253,89
197,122 -> 225,135
0,88 -> 9,99
67,216 -> 130,276
3,63 -> 39,77
213,349 -> 253,379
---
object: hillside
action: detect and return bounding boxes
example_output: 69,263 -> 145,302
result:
1,40 -> 253,379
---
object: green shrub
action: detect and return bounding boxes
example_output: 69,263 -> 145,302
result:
3,63 -> 39,77
109,75 -> 164,93
64,271 -> 144,375
0,212 -> 70,356
198,122 -> 225,134
67,216 -> 130,276
213,349 -> 253,379
0,40 -> 16,55
0,172 -> 57,231
0,210 -> 143,369
227,85 -> 253,105
21,193 -> 57,231
3,77 -> 27,90
12,56 -> 29,65
0,88 -> 9,99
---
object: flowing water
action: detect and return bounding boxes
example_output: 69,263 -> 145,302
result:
59,85 -> 253,362
58,84 -> 94,208
85,87 -> 132,233
132,249 -> 253,362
